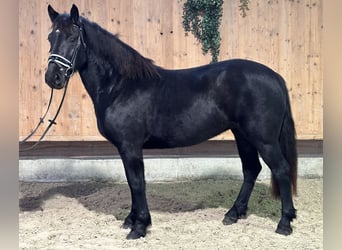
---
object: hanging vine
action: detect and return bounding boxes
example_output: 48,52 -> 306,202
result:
182,0 -> 224,63
239,0 -> 250,18
182,0 -> 250,63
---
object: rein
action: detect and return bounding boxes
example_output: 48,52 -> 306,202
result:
19,84 -> 68,151
20,24 -> 85,151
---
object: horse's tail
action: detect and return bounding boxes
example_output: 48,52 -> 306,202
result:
271,82 -> 298,198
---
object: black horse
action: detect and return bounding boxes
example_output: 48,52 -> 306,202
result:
45,5 -> 297,239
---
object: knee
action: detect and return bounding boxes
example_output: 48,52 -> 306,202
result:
243,163 -> 262,180
272,166 -> 291,180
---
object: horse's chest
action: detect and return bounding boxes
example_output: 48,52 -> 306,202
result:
95,99 -> 149,142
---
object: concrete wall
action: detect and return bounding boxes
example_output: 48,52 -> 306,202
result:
19,157 -> 323,182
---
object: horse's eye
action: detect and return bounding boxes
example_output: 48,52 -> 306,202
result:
69,34 -> 78,42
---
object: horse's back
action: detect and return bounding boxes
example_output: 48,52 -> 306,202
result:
158,58 -> 288,121
144,59 -> 288,148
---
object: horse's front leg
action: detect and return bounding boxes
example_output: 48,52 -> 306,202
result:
118,143 -> 151,239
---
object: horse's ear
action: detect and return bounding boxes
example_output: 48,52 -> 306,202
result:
70,4 -> 79,24
48,5 -> 59,22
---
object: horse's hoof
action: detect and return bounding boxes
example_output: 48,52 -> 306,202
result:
126,230 -> 144,240
275,225 -> 292,236
222,216 -> 237,225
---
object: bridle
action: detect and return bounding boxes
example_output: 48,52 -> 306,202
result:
20,24 -> 86,151
48,24 -> 86,79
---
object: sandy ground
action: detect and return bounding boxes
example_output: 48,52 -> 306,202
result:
19,178 -> 323,249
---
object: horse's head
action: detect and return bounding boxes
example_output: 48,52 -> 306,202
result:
45,4 -> 86,89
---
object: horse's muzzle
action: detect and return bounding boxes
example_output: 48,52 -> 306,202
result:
45,64 -> 67,89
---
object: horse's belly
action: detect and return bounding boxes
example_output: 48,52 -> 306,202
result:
146,99 -> 236,148
144,121 -> 232,149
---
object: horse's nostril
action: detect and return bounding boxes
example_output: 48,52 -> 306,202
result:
54,74 -> 61,82
54,74 -> 64,87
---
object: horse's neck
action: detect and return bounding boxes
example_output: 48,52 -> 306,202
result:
78,49 -> 120,110
77,21 -> 156,109
77,23 -> 115,101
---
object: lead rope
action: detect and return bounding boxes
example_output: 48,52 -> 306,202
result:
19,82 -> 69,152
19,87 -> 54,144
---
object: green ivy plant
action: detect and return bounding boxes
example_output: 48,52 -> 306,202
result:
182,0 -> 224,63
182,0 -> 250,63
239,0 -> 250,18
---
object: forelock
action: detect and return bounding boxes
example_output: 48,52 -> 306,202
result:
52,14 -> 73,30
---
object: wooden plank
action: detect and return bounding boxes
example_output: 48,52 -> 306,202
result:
19,0 -> 323,141
19,0 -> 43,138
19,140 -> 323,158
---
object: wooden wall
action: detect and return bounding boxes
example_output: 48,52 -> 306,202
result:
19,0 -> 323,141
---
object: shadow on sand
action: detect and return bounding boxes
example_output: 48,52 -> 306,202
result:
19,179 -> 280,221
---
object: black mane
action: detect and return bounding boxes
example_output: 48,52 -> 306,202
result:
80,17 -> 160,80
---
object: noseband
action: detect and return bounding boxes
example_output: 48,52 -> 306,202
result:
48,25 -> 86,79
48,54 -> 75,78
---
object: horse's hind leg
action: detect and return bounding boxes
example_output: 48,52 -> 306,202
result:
257,142 -> 296,235
223,129 -> 262,225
